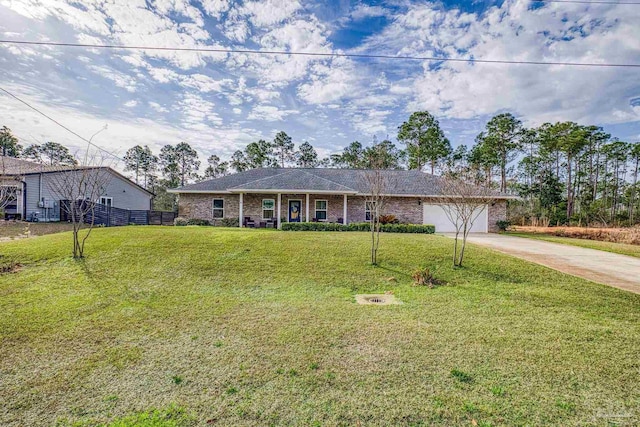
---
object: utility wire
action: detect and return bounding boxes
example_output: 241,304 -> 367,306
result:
0,86 -> 123,162
533,0 -> 640,4
0,39 -> 638,68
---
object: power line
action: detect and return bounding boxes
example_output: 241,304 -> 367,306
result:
0,39 -> 639,68
0,86 -> 123,162
533,0 -> 640,4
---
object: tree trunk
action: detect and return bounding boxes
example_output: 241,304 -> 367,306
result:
566,154 -> 573,220
501,152 -> 507,193
631,158 -> 639,223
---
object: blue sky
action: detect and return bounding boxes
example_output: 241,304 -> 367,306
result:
0,0 -> 638,170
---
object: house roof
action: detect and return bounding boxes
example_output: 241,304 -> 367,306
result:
0,156 -> 153,196
172,168 -> 513,198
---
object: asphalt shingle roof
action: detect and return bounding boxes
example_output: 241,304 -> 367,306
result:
174,167 -> 511,197
0,156 -> 81,174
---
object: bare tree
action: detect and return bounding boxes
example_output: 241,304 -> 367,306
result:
47,157 -> 113,258
361,166 -> 394,265
0,156 -> 24,218
436,174 -> 498,267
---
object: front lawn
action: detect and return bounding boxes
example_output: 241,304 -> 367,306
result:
510,232 -> 640,258
1,227 -> 638,426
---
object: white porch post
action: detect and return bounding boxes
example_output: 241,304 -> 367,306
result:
343,194 -> 348,224
305,193 -> 310,222
238,192 -> 244,228
277,193 -> 282,229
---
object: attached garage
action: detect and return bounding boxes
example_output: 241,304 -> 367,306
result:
422,203 -> 488,233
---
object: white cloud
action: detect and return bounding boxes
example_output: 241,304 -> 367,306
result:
148,101 -> 168,113
349,4 -> 389,21
1,0 -> 638,155
359,1 -> 640,124
199,0 -> 230,18
0,82 -> 255,161
179,93 -> 223,128
88,65 -> 138,92
297,57 -> 359,104
240,0 -> 302,27
178,74 -> 233,93
248,105 -> 298,122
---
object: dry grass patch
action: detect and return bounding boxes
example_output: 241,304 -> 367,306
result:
510,228 -> 640,258
513,225 -> 640,245
0,220 -> 75,240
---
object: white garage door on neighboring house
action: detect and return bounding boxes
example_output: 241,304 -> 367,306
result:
422,203 -> 488,233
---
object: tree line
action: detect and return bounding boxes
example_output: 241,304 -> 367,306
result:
2,111 -> 638,225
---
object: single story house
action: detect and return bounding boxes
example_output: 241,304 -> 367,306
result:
0,156 -> 153,221
170,168 -> 513,232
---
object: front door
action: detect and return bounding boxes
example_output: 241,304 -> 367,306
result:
288,200 -> 301,222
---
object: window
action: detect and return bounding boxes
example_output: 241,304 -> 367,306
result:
315,200 -> 328,221
262,199 -> 275,219
212,198 -> 224,218
99,196 -> 113,207
365,201 -> 376,221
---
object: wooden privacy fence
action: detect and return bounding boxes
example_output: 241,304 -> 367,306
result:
60,200 -> 176,227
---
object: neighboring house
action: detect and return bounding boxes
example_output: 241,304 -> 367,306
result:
170,168 -> 513,232
0,156 -> 153,221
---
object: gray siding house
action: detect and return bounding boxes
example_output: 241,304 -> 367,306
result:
1,157 -> 153,221
171,168 -> 513,232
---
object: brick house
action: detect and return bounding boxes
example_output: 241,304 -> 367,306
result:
170,168 -> 512,232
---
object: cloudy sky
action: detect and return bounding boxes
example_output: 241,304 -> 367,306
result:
0,0 -> 639,168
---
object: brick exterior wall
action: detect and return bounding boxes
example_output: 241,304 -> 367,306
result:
488,200 -> 507,233
177,192 -> 507,232
178,193 -> 239,222
346,196 -> 422,224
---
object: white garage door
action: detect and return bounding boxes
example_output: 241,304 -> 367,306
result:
422,204 -> 488,233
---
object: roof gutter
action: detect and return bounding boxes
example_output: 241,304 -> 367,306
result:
167,189 -> 517,199
227,189 -> 359,194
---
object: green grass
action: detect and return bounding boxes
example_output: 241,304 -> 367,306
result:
509,232 -> 640,258
1,227 -> 639,426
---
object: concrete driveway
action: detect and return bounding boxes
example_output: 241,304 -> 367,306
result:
444,233 -> 640,294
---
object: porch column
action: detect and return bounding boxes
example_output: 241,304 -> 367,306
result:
305,193 -> 310,222
277,193 -> 282,229
343,194 -> 348,224
238,192 -> 244,228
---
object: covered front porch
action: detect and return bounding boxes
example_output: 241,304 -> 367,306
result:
235,191 -> 357,229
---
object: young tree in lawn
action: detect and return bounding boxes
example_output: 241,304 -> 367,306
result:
245,139 -> 275,168
272,131 -> 295,168
436,174 -> 498,267
22,142 -> 77,166
397,111 -> 451,174
295,141 -> 319,167
360,147 -> 395,265
123,145 -> 156,185
47,155 -> 113,259
0,126 -> 21,157
203,155 -> 229,179
230,150 -> 249,172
